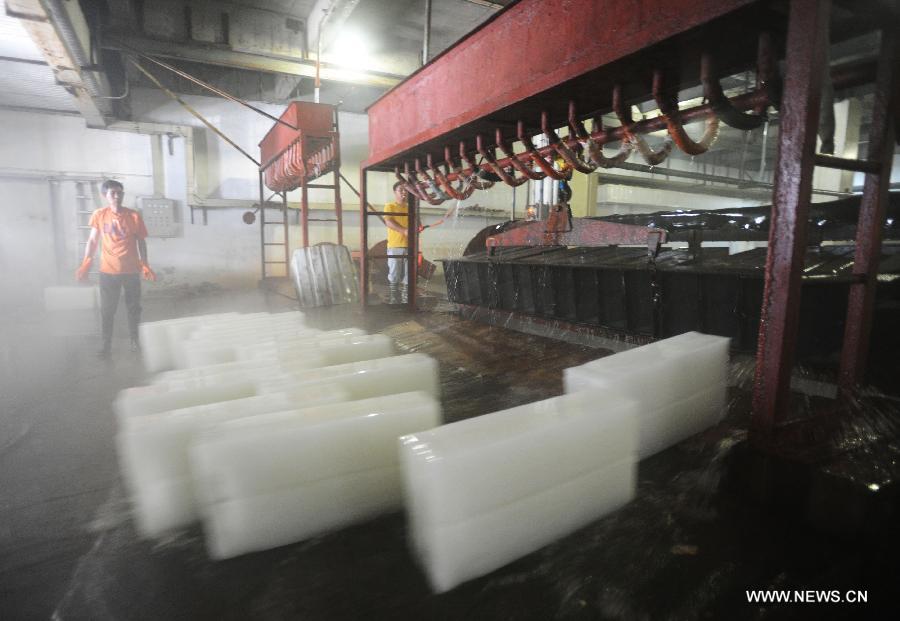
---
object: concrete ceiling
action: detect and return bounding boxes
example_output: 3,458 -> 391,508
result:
0,0 -> 885,201
0,0 -> 513,121
0,0 -> 79,114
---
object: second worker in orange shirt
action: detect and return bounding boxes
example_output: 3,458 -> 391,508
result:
76,179 -> 156,357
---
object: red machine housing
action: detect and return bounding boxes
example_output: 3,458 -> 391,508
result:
259,101 -> 338,192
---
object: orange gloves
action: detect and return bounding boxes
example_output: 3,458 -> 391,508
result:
140,261 -> 157,282
75,256 -> 92,281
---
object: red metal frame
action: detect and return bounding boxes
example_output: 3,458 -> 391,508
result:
258,102 -> 344,279
364,0 -> 760,170
751,0 -> 829,434
358,0 -> 898,434
838,28 -> 898,390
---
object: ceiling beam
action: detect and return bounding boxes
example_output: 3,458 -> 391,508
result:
102,34 -> 402,89
307,0 -> 362,55
7,0 -> 110,127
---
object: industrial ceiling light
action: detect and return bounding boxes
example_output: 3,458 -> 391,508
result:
328,28 -> 371,69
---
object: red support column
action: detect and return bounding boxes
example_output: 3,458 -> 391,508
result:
838,28 -> 898,390
751,0 -> 830,435
301,182 -> 309,248
282,190 -> 290,272
334,166 -> 343,246
359,168 -> 369,308
406,192 -> 419,311
258,170 -> 266,280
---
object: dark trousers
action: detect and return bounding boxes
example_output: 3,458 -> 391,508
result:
99,272 -> 141,343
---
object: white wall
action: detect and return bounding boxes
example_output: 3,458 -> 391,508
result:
0,96 -> 513,310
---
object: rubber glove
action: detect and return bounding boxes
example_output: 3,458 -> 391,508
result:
75,256 -> 92,281
140,261 -> 157,282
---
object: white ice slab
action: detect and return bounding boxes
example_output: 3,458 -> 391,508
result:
181,325 -> 320,368
117,384 -> 348,537
140,313 -> 238,372
238,333 -> 394,367
43,286 -> 98,310
192,391 -> 441,503
412,460 -> 636,593
192,391 -> 441,559
399,389 -> 638,593
203,467 -> 401,560
113,379 -> 258,425
259,353 -> 440,401
564,331 -> 729,458
130,477 -> 197,538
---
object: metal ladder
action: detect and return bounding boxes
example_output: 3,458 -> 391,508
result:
259,191 -> 290,279
75,181 -> 100,276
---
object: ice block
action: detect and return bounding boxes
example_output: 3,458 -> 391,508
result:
202,467 -> 401,560
113,379 -> 259,425
259,353 -> 440,401
564,331 -> 729,458
399,389 -> 638,593
117,383 -> 348,537
140,313 -> 238,372
411,460 -> 636,593
192,391 -> 441,559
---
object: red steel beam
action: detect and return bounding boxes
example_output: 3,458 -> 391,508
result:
392,58 -> 876,191
365,0 -> 759,169
751,0 -> 829,435
838,27 -> 898,389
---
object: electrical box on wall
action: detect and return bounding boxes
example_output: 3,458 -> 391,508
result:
139,197 -> 181,237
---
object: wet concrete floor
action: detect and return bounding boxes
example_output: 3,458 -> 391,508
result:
1,286 -> 898,620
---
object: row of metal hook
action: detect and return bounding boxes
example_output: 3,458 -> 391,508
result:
396,32 -> 778,205
264,134 -> 339,192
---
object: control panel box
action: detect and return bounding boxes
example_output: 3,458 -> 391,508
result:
139,197 -> 181,237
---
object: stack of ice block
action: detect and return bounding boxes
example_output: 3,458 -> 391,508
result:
150,331 -> 389,391
118,383 -> 347,537
399,389 -> 638,593
118,307 -> 447,553
139,313 -> 240,372
192,391 -> 441,559
177,312 -> 312,367
564,331 -> 730,458
139,311 -> 311,372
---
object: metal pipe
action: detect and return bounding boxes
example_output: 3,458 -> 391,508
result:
119,44 -> 298,130
131,60 -> 260,166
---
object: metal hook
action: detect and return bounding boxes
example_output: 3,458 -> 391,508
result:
701,52 -> 764,130
476,134 -> 529,187
613,83 -> 672,165
517,120 -> 567,180
542,111 -> 595,174
495,128 -> 546,180
652,68 -> 719,156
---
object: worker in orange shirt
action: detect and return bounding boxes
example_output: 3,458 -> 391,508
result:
76,180 -> 156,357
